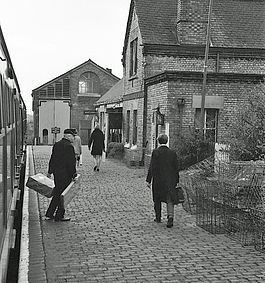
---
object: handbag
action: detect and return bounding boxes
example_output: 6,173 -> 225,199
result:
169,186 -> 185,205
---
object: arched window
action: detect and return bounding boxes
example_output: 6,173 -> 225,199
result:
42,128 -> 48,144
78,72 -> 100,94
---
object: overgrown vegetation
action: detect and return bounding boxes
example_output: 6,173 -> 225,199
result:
107,142 -> 124,159
172,128 -> 215,170
223,85 -> 265,161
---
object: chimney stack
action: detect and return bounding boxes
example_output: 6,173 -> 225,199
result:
175,0 -> 209,45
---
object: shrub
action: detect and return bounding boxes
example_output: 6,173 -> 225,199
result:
107,142 -> 124,159
223,85 -> 265,161
172,129 -> 215,170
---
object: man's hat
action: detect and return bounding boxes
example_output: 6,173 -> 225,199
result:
64,128 -> 75,136
70,128 -> 78,135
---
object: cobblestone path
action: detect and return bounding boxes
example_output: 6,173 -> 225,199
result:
33,146 -> 265,283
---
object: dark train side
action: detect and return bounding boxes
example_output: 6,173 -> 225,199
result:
0,25 -> 27,283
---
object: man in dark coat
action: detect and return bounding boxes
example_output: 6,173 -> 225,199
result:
88,122 -> 105,172
45,129 -> 77,222
146,134 -> 180,228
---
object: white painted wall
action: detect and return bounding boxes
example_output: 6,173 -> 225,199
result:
39,100 -> 70,144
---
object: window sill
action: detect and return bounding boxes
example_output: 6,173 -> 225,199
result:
77,93 -> 101,98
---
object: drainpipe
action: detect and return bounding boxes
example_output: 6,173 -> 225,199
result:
200,0 -> 214,138
141,82 -> 148,166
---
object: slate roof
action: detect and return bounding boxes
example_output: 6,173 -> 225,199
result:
95,78 -> 124,105
131,0 -> 265,49
32,59 -> 119,92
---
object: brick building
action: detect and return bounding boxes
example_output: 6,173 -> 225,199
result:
95,78 -> 124,150
120,0 -> 265,164
32,59 -> 119,144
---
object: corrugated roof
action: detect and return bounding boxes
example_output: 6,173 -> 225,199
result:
132,0 -> 265,49
95,78 -> 124,105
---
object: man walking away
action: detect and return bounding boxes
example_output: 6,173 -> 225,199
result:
146,134 -> 180,228
45,128 -> 77,222
88,122 -> 105,172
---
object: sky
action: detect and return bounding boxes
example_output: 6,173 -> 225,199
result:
0,0 -> 131,113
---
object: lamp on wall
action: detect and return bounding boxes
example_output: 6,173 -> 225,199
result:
155,106 -> 165,126
177,98 -> 185,107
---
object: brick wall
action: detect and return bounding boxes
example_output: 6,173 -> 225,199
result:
144,78 -> 263,155
69,63 -> 119,131
122,1 -> 265,166
32,61 -> 119,143
145,55 -> 265,78
122,98 -> 144,147
123,6 -> 145,97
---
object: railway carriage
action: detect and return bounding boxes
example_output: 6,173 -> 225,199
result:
0,25 -> 27,283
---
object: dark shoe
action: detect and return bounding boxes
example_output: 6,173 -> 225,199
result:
167,217 -> 173,228
54,218 -> 71,222
45,214 -> 54,220
93,166 -> 97,171
45,216 -> 54,221
154,218 -> 161,223
96,168 -> 99,172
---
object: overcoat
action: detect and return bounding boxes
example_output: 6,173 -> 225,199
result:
88,128 -> 105,156
48,138 -> 77,192
146,145 -> 180,203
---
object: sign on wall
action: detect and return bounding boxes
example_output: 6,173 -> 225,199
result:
51,127 -> 60,134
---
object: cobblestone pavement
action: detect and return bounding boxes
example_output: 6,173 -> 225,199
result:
32,146 -> 265,283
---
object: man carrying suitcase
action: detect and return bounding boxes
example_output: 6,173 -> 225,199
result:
45,128 -> 77,222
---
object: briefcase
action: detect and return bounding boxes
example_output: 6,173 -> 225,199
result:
26,173 -> 54,198
169,186 -> 185,205
61,174 -> 81,207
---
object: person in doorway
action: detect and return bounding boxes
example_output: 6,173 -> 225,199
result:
72,128 -> 82,166
88,122 -> 105,172
146,134 -> 180,228
45,128 -> 77,222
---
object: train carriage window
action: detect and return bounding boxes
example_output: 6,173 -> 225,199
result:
8,89 -> 11,126
4,83 -> 10,126
11,89 -> 15,125
2,82 -> 7,127
14,100 -> 20,154
6,131 -> 13,212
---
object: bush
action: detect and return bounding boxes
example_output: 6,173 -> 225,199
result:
107,142 -> 124,159
223,85 -> 265,161
172,129 -> 215,170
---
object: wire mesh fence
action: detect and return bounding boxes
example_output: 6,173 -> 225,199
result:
180,152 -> 265,252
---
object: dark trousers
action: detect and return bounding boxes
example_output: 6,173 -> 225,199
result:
46,173 -> 71,220
154,194 -> 174,220
154,200 -> 161,220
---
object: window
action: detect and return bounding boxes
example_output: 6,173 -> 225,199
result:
132,110 -> 137,145
39,89 -> 47,97
63,78 -> 70,97
129,38 -> 138,77
55,82 -> 63,97
195,108 -> 218,142
126,110 -> 130,142
47,86 -> 54,97
79,72 -> 99,94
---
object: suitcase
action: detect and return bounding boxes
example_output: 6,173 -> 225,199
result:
26,173 -> 54,198
61,174 -> 81,207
